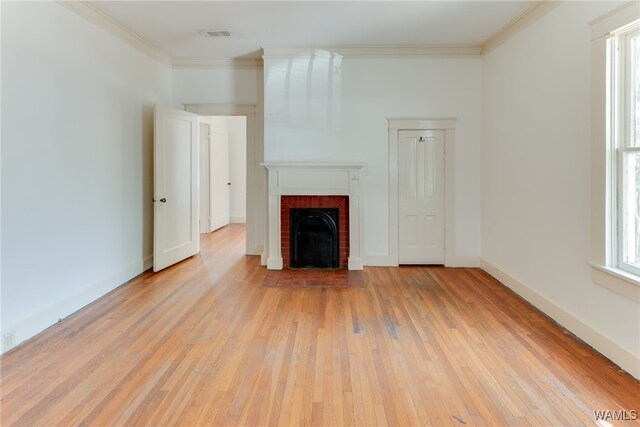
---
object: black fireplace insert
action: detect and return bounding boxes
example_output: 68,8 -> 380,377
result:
290,208 -> 339,269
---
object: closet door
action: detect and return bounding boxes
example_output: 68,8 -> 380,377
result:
398,130 -> 445,264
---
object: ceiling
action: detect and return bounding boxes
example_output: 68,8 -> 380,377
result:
88,1 -> 539,60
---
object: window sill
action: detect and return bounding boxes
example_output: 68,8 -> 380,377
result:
590,263 -> 640,303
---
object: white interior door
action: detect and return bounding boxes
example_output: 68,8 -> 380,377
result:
399,130 -> 445,264
153,105 -> 199,272
210,128 -> 230,231
199,122 -> 211,233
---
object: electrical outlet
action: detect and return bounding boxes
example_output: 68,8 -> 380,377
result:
3,332 -> 16,351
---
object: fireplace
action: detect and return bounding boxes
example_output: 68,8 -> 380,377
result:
263,162 -> 365,270
291,208 -> 339,268
282,196 -> 348,268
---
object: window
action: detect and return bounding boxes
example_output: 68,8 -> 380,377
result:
612,22 -> 640,276
590,3 -> 640,303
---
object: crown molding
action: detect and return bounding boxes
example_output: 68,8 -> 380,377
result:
59,0 -> 568,66
262,46 -> 482,59
590,1 -> 639,40
57,1 -> 172,66
388,118 -> 456,131
481,1 -> 561,55
172,59 -> 263,69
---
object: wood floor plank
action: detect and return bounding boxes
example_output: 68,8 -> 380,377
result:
1,224 -> 639,426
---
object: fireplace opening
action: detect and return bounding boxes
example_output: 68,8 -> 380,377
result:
291,208 -> 339,269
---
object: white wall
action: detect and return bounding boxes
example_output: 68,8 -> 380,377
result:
482,1 -> 639,376
172,68 -> 261,106
264,55 -> 482,263
1,2 -> 172,350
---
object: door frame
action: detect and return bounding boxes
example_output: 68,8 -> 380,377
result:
184,104 -> 263,256
388,119 -> 456,267
199,121 -> 212,233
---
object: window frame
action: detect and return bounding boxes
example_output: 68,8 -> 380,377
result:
589,2 -> 640,304
612,24 -> 640,276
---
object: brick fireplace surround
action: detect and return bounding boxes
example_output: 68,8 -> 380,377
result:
281,195 -> 349,269
263,162 -> 365,270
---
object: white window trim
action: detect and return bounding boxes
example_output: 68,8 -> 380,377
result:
590,2 -> 640,303
590,263 -> 640,302
615,25 -> 640,277
617,147 -> 640,277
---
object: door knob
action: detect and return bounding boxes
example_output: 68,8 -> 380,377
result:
227,182 -> 231,186
160,198 -> 167,203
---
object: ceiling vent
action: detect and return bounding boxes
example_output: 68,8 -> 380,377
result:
198,30 -> 231,38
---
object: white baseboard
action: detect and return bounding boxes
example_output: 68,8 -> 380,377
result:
1,256 -> 150,354
267,257 -> 283,270
481,258 -> 640,380
363,255 -> 480,267
364,254 -> 397,266
246,244 -> 263,256
230,216 -> 246,224
347,257 -> 364,270
450,256 -> 481,267
143,255 -> 153,271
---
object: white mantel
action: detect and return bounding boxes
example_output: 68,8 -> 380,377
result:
262,162 -> 365,270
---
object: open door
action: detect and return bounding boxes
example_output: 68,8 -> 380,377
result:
153,105 -> 199,272
210,127 -> 230,231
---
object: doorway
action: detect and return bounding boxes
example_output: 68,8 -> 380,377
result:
398,130 -> 445,264
388,119 -> 457,267
185,104 -> 261,258
198,116 -> 247,245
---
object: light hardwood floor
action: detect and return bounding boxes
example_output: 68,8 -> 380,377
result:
1,224 -> 639,426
